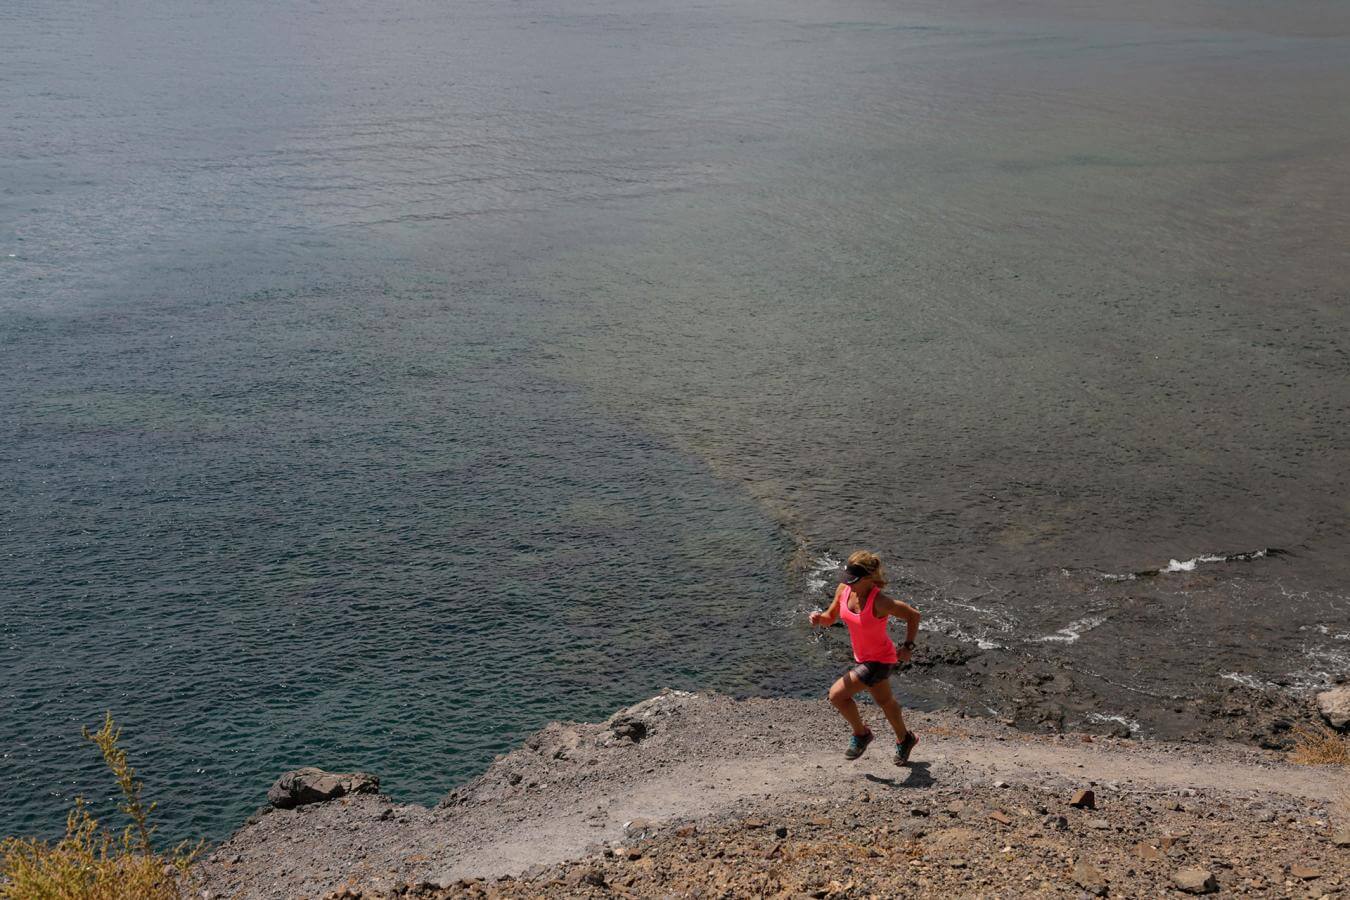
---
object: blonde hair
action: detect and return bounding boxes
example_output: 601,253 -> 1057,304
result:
846,550 -> 886,587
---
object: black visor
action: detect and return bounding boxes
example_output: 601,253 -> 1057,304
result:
839,563 -> 870,584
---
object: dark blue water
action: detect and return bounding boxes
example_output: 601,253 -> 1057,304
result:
4,0 -> 1349,843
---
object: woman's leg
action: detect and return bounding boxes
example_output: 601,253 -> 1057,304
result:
828,670 -> 870,735
865,677 -> 910,742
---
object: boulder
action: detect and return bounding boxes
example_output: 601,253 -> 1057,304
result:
605,690 -> 692,744
266,767 -> 379,809
1070,789 -> 1096,809
1172,868 -> 1218,894
609,717 -> 647,743
1316,687 -> 1350,730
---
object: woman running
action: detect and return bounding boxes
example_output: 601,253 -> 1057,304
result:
809,550 -> 921,764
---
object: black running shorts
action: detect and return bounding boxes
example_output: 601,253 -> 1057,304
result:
849,661 -> 895,686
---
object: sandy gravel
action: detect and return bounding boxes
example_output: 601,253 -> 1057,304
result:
196,692 -> 1349,899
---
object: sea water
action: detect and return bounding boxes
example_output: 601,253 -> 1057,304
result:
3,0 -> 1348,841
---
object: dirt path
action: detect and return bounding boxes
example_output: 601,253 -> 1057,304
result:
197,693 -> 1349,898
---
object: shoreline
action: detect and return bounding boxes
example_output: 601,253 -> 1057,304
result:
197,691 -> 1349,898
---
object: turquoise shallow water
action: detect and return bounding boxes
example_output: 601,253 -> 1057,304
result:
4,0 -> 1350,843
3,270 -> 812,839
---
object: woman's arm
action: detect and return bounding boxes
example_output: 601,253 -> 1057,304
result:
877,594 -> 921,647
809,586 -> 844,626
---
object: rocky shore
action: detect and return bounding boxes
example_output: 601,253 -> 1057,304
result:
891,632 -> 1336,750
196,692 -> 1348,899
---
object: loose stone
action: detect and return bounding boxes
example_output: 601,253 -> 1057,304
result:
1173,868 -> 1219,894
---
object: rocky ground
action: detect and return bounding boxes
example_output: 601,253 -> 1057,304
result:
196,692 -> 1349,899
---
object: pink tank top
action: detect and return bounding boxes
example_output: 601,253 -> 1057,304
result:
839,585 -> 898,664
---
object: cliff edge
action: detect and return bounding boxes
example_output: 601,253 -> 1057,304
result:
197,692 -> 1348,898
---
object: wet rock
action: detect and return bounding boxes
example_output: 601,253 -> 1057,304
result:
912,637 -> 981,668
1257,717 -> 1295,750
1316,687 -> 1350,730
266,768 -> 379,809
1042,672 -> 1075,695
1070,789 -> 1096,809
1172,868 -> 1218,894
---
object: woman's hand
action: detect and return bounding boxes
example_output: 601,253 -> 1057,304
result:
809,610 -> 828,626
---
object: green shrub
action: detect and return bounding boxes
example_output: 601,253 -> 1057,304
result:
0,714 -> 201,899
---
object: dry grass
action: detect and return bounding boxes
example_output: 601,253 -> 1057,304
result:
1289,723 -> 1350,767
0,714 -> 201,899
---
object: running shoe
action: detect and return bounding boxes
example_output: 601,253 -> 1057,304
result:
894,731 -> 919,766
844,731 -> 873,760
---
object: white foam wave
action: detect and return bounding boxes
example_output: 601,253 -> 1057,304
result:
1163,554 -> 1228,573
1101,548 -> 1274,581
1297,645 -> 1350,686
1299,624 -> 1350,641
805,553 -> 842,593
1220,672 -> 1276,690
924,615 -> 1005,650
1035,615 -> 1106,644
1087,712 -> 1141,734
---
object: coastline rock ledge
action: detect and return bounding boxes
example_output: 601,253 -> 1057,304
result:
266,767 -> 381,810
200,692 -> 1348,899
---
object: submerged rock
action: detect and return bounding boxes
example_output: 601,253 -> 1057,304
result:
267,767 -> 380,809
